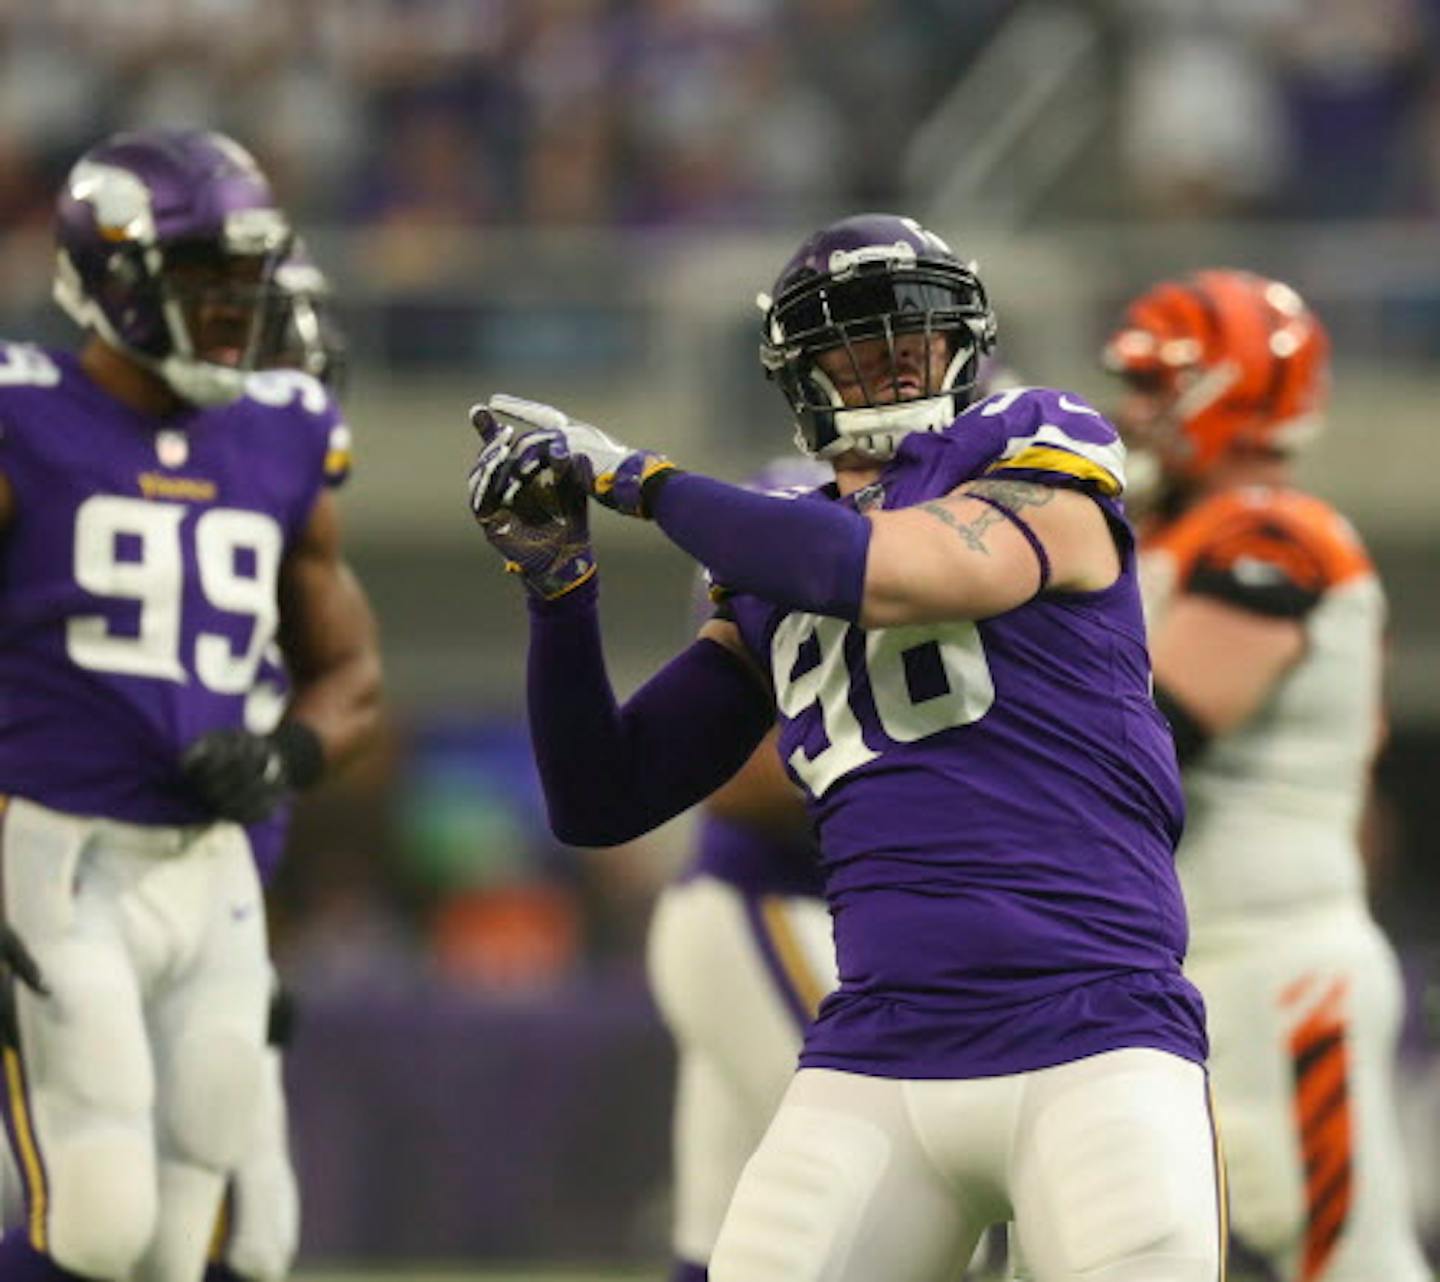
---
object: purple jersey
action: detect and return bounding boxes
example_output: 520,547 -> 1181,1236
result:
682,455 -> 828,900
726,388 -> 1205,1079
0,344 -> 349,825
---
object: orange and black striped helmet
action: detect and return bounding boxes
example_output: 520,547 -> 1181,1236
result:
1103,269 -> 1331,479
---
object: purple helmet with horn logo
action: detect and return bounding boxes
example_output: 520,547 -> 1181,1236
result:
758,213 -> 997,460
53,127 -> 294,407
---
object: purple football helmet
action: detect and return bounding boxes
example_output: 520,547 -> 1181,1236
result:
53,128 -> 294,407
759,213 -> 997,460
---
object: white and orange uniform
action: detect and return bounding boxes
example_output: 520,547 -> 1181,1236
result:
1142,486 -> 1430,1282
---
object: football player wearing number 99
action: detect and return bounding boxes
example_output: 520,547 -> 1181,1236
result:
0,129 -> 382,1282
467,213 -> 1221,1282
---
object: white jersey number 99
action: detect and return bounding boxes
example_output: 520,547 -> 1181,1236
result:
67,496 -> 282,692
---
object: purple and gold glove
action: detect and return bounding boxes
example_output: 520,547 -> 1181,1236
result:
477,394 -> 678,519
468,410 -> 597,599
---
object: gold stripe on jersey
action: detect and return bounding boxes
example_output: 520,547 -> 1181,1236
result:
4,1045 -> 47,1250
987,446 -> 1122,496
760,897 -> 827,1020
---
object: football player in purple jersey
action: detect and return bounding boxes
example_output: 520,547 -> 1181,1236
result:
468,214 -> 1224,1282
0,130 -> 381,1282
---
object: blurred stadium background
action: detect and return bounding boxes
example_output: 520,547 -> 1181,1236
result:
0,0 -> 1437,1274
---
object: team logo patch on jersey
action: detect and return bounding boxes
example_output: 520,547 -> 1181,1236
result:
138,472 -> 217,502
155,430 -> 188,468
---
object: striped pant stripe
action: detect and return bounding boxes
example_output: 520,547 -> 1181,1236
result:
1289,979 -> 1353,1282
1206,1079 -> 1230,1281
0,797 -> 49,1251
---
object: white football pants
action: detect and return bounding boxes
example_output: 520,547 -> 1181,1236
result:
647,874 -> 837,1266
711,1048 -> 1225,1282
211,1040 -> 299,1282
0,796 -> 271,1282
1188,900 -> 1431,1282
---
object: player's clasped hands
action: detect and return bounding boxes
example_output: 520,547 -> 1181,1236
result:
467,393 -> 676,521
466,396 -> 597,599
465,394 -> 678,599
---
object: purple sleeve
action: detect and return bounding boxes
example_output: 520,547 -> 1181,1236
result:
527,579 -> 775,847
651,472 -> 870,621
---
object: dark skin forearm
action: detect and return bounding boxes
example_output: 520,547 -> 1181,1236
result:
276,489 -> 384,770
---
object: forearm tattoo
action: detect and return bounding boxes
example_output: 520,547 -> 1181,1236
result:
915,479 -> 1054,556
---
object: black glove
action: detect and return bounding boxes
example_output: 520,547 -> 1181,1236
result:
181,722 -> 325,824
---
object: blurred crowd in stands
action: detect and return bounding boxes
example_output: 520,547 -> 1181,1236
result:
0,0 -> 1438,241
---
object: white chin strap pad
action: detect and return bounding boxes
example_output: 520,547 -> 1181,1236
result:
158,357 -> 250,408
813,395 -> 957,461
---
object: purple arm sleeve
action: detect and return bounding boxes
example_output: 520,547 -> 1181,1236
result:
527,580 -> 775,846
650,472 -> 871,621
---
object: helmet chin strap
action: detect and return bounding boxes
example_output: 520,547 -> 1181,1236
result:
813,395 -> 958,460
802,341 -> 972,461
155,292 -> 252,407
155,355 -> 249,408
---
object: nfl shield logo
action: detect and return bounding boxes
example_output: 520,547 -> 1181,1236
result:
156,430 -> 188,468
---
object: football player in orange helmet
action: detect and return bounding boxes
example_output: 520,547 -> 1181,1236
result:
1105,268 -> 1331,511
1106,271 -> 1431,1282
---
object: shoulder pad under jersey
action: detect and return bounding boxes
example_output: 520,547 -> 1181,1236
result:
958,386 -> 1126,497
1153,487 -> 1373,619
243,368 -> 353,488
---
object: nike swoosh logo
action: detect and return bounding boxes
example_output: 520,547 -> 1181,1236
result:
1057,394 -> 1101,417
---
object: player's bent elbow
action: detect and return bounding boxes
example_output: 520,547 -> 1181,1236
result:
547,805 -> 653,849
